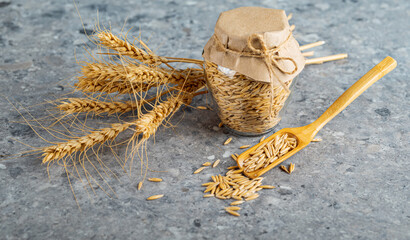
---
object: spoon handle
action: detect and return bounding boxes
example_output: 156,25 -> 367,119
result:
307,56 -> 397,137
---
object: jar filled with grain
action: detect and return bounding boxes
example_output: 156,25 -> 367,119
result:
203,7 -> 305,136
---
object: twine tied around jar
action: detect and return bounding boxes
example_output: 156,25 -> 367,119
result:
212,32 -> 298,93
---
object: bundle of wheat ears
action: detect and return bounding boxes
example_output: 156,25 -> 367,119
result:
18,13 -> 346,202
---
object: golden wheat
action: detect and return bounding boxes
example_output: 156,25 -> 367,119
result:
75,77 -> 153,94
135,78 -> 205,142
97,31 -> 167,65
75,62 -> 204,95
57,98 -> 137,115
42,122 -> 130,163
80,62 -> 202,85
42,80 -> 205,163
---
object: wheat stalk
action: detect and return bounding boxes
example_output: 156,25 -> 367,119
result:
96,31 -> 168,65
42,79 -> 205,163
57,98 -> 138,115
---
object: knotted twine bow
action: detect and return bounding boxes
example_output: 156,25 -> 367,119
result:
213,32 -> 298,93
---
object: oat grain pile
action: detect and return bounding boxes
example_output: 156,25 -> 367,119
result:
202,166 -> 275,217
200,133 -> 297,217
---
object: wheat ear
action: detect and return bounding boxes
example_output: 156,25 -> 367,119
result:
79,62 -> 201,85
42,79 -> 205,163
42,122 -> 132,163
75,77 -> 153,94
57,98 -> 138,115
75,62 -> 204,94
135,78 -> 205,138
97,31 -> 168,65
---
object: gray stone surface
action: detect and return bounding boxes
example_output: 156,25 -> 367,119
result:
0,0 -> 409,239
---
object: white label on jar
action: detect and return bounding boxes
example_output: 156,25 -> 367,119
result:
217,65 -> 236,78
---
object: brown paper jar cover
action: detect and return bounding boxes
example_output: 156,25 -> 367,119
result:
203,6 -> 305,85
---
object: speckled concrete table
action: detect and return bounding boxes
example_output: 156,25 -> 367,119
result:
1,0 -> 409,239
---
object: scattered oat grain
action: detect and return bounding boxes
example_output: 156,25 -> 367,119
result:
202,162 -> 212,166
225,206 -> 241,211
147,194 -> 164,200
194,167 -> 206,174
137,181 -> 143,190
245,193 -> 259,201
280,165 -> 290,174
230,200 -> 244,206
212,159 -> 221,168
289,163 -> 295,174
225,209 -> 240,217
148,178 -> 163,182
224,137 -> 232,145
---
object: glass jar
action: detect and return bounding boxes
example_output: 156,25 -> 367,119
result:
202,7 -> 305,136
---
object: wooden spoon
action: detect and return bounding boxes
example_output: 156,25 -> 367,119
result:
237,56 -> 397,179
